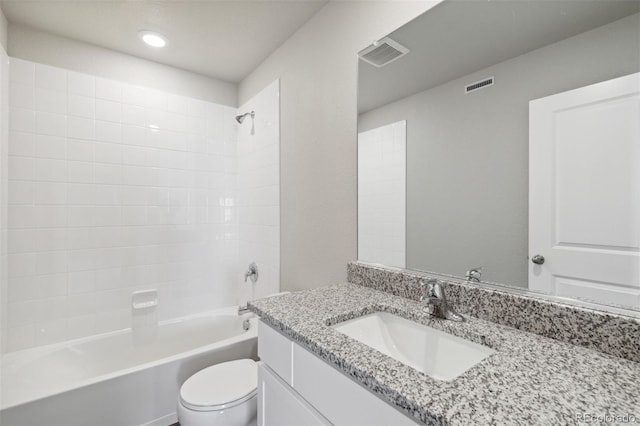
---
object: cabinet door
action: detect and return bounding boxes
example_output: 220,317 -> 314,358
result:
258,321 -> 293,384
257,362 -> 329,426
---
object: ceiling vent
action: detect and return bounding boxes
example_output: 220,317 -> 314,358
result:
359,37 -> 409,67
465,77 -> 494,94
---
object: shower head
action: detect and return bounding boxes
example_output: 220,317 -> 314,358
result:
235,111 -> 255,124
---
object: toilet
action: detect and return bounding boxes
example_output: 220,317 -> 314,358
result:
178,359 -> 258,426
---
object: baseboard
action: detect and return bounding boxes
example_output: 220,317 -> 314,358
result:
141,412 -> 177,426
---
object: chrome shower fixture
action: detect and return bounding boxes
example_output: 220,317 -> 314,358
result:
235,111 -> 255,124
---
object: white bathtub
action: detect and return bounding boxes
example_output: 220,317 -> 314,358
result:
0,307 -> 258,426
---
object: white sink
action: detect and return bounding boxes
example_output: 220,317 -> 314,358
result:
331,312 -> 495,381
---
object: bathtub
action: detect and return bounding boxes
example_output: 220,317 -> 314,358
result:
0,307 -> 258,426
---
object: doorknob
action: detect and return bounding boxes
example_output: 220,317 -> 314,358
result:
531,255 -> 545,265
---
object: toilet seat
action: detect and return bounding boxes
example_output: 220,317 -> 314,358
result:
180,359 -> 257,412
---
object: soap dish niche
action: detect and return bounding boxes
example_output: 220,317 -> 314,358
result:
132,289 -> 158,310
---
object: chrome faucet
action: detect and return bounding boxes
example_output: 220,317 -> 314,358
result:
244,262 -> 258,284
465,267 -> 483,283
419,279 -> 464,322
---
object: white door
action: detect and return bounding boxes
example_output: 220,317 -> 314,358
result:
529,72 -> 640,310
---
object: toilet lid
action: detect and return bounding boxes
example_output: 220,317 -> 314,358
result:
180,359 -> 257,411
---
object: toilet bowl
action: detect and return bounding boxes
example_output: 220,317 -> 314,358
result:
178,359 -> 257,426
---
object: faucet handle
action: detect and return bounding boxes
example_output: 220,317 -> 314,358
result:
418,278 -> 441,301
244,262 -> 259,283
427,279 -> 446,300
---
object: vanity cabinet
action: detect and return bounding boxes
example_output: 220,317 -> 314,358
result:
257,321 -> 418,426
258,363 -> 328,426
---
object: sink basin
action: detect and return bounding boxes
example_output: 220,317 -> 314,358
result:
331,312 -> 495,381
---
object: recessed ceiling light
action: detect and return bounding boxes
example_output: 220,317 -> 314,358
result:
139,31 -> 167,48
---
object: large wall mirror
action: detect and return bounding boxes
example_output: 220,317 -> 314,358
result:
357,0 -> 640,312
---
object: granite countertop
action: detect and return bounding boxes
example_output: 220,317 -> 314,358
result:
248,283 -> 640,426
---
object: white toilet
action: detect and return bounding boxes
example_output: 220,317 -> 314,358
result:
178,359 -> 258,426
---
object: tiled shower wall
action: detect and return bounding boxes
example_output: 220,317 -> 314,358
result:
4,58 -> 240,351
357,120 -> 406,268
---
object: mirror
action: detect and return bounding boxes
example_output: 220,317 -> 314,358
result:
357,0 -> 640,311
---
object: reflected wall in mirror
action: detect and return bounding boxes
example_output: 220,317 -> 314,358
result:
358,121 -> 406,268
357,0 -> 640,311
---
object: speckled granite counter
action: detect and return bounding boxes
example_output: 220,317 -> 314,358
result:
249,283 -> 640,425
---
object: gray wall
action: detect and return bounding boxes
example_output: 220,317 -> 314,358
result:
239,1 -> 437,291
7,24 -> 237,107
0,7 -> 7,50
359,14 -> 640,287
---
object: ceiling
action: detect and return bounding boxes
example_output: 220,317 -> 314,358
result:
0,0 -> 328,83
358,0 -> 640,113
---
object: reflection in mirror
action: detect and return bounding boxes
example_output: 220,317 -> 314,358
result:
358,121 -> 406,268
357,0 -> 640,311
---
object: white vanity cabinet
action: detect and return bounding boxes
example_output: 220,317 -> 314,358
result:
257,321 -> 419,426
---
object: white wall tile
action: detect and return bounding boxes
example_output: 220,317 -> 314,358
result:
36,88 -> 67,114
122,125 -> 147,146
95,99 -> 121,123
167,94 -> 187,114
122,104 -> 146,126
35,251 -> 67,275
35,319 -> 69,346
35,182 -> 67,204
8,156 -> 34,181
67,228 -> 95,250
35,134 -> 66,159
95,121 -> 121,143
36,112 -> 66,137
7,325 -> 36,351
4,58 -> 247,352
35,205 -> 67,228
36,274 -> 67,298
68,71 -> 95,97
7,230 -> 36,254
68,270 -> 96,294
67,314 -> 96,339
121,145 -> 148,166
94,164 -> 122,184
8,131 -> 35,156
10,108 -> 36,133
67,140 -> 94,162
67,116 -> 95,140
35,64 -> 66,91
8,299 -> 42,326
122,84 -> 146,106
35,229 -> 67,252
94,206 -> 121,226
94,185 -> 119,205
96,78 -> 122,102
33,158 -> 67,182
10,82 -> 35,109
8,181 -> 35,205
68,94 -> 95,119
8,205 -> 36,229
67,183 -> 95,205
8,253 -> 36,278
120,186 -> 147,205
144,89 -> 167,110
67,161 -> 94,182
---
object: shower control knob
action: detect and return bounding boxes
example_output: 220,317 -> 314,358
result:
531,255 -> 545,265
